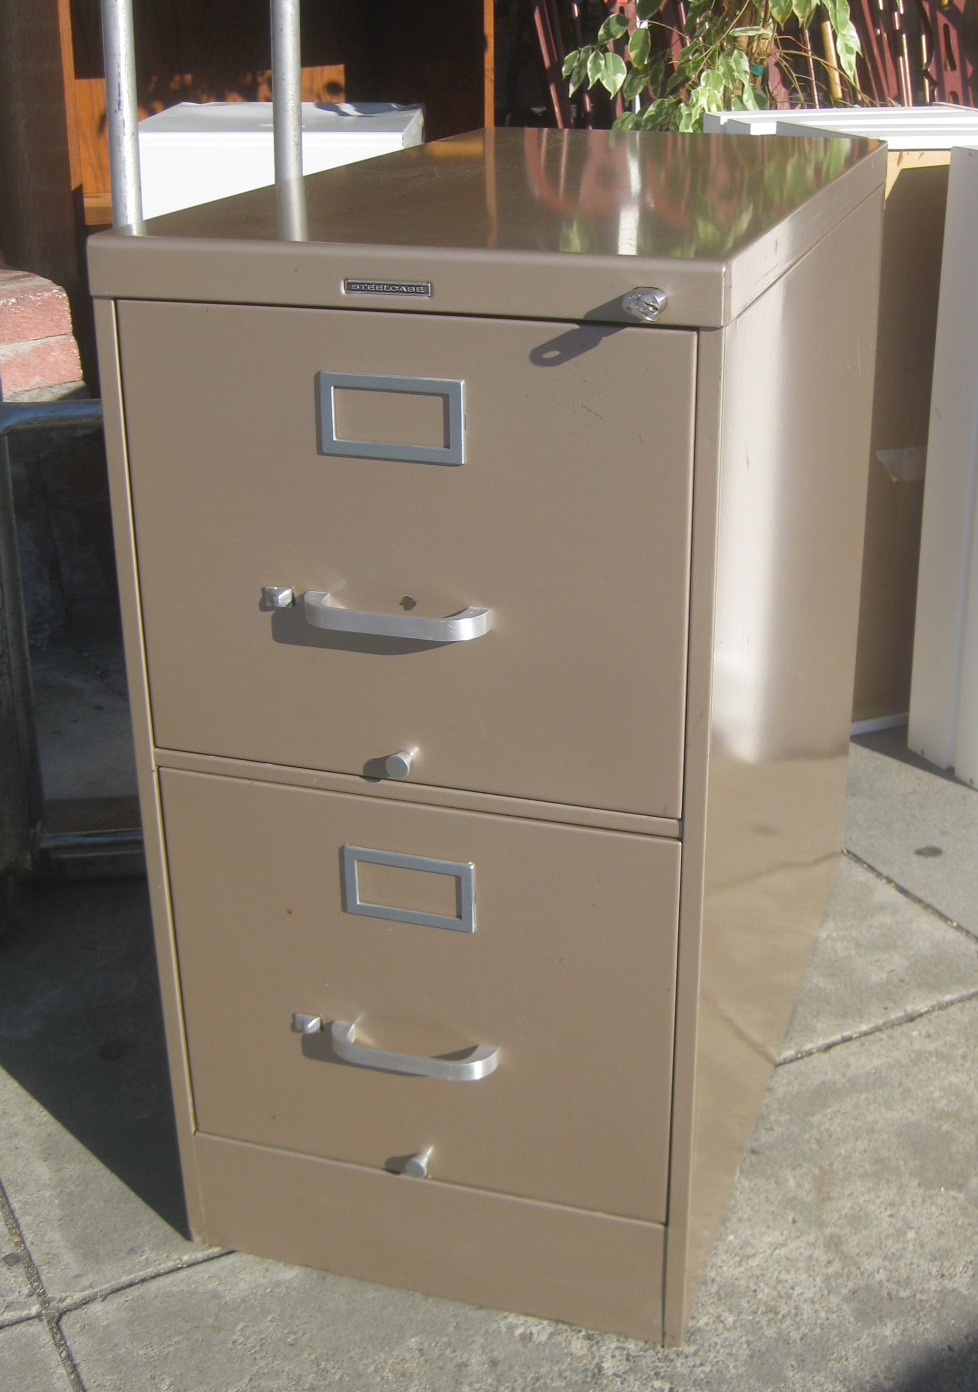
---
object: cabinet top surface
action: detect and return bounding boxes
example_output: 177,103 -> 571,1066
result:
88,128 -> 885,327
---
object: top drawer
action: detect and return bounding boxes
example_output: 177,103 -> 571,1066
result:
118,302 -> 696,816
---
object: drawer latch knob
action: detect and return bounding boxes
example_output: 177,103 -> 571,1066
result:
291,1013 -> 323,1034
622,287 -> 667,324
403,1148 -> 433,1179
263,585 -> 295,609
383,750 -> 414,780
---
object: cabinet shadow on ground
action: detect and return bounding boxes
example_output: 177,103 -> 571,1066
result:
0,875 -> 189,1238
872,1332 -> 978,1392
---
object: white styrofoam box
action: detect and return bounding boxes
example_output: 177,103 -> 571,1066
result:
705,104 -> 978,149
138,102 -> 425,219
909,145 -> 978,786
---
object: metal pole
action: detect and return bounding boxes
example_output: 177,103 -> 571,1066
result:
0,396 -> 105,844
0,386 -> 50,879
271,0 -> 307,240
271,0 -> 303,185
0,396 -> 143,881
0,400 -> 104,440
100,0 -> 143,228
0,433 -> 39,880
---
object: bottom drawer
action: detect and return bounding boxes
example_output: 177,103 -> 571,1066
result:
193,1133 -> 666,1341
160,769 -> 680,1221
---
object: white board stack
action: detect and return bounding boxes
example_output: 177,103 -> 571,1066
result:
908,145 -> 978,787
704,103 -> 978,148
138,102 -> 425,220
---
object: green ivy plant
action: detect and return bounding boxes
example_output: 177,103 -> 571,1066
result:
563,0 -> 861,132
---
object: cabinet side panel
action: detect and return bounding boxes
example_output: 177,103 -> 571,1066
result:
92,298 -> 204,1236
194,1133 -> 665,1341
668,190 -> 884,1336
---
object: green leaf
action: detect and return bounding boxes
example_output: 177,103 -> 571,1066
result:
715,54 -> 737,87
834,18 -> 861,80
569,59 -> 590,94
792,0 -> 817,23
823,0 -> 849,33
768,0 -> 794,22
629,26 -> 652,65
613,110 -> 641,129
718,47 -> 752,86
563,48 -> 592,94
622,64 -> 650,102
600,51 -> 628,95
640,96 -> 674,128
730,24 -> 774,35
587,48 -> 606,87
636,0 -> 665,18
597,12 -> 630,42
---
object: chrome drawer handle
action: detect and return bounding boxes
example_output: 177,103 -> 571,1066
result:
330,1019 -> 499,1081
303,591 -> 491,643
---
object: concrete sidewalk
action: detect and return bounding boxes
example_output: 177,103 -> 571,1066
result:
1,731 -> 977,1391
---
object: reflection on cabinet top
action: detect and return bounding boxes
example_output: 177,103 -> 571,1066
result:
87,128 -> 887,328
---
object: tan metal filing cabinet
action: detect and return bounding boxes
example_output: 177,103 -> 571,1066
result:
88,129 -> 886,1344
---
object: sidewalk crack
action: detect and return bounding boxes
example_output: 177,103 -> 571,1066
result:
778,986 -> 978,1065
0,1176 -> 87,1392
842,847 -> 978,944
52,1247 -> 233,1317
0,1306 -> 43,1331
